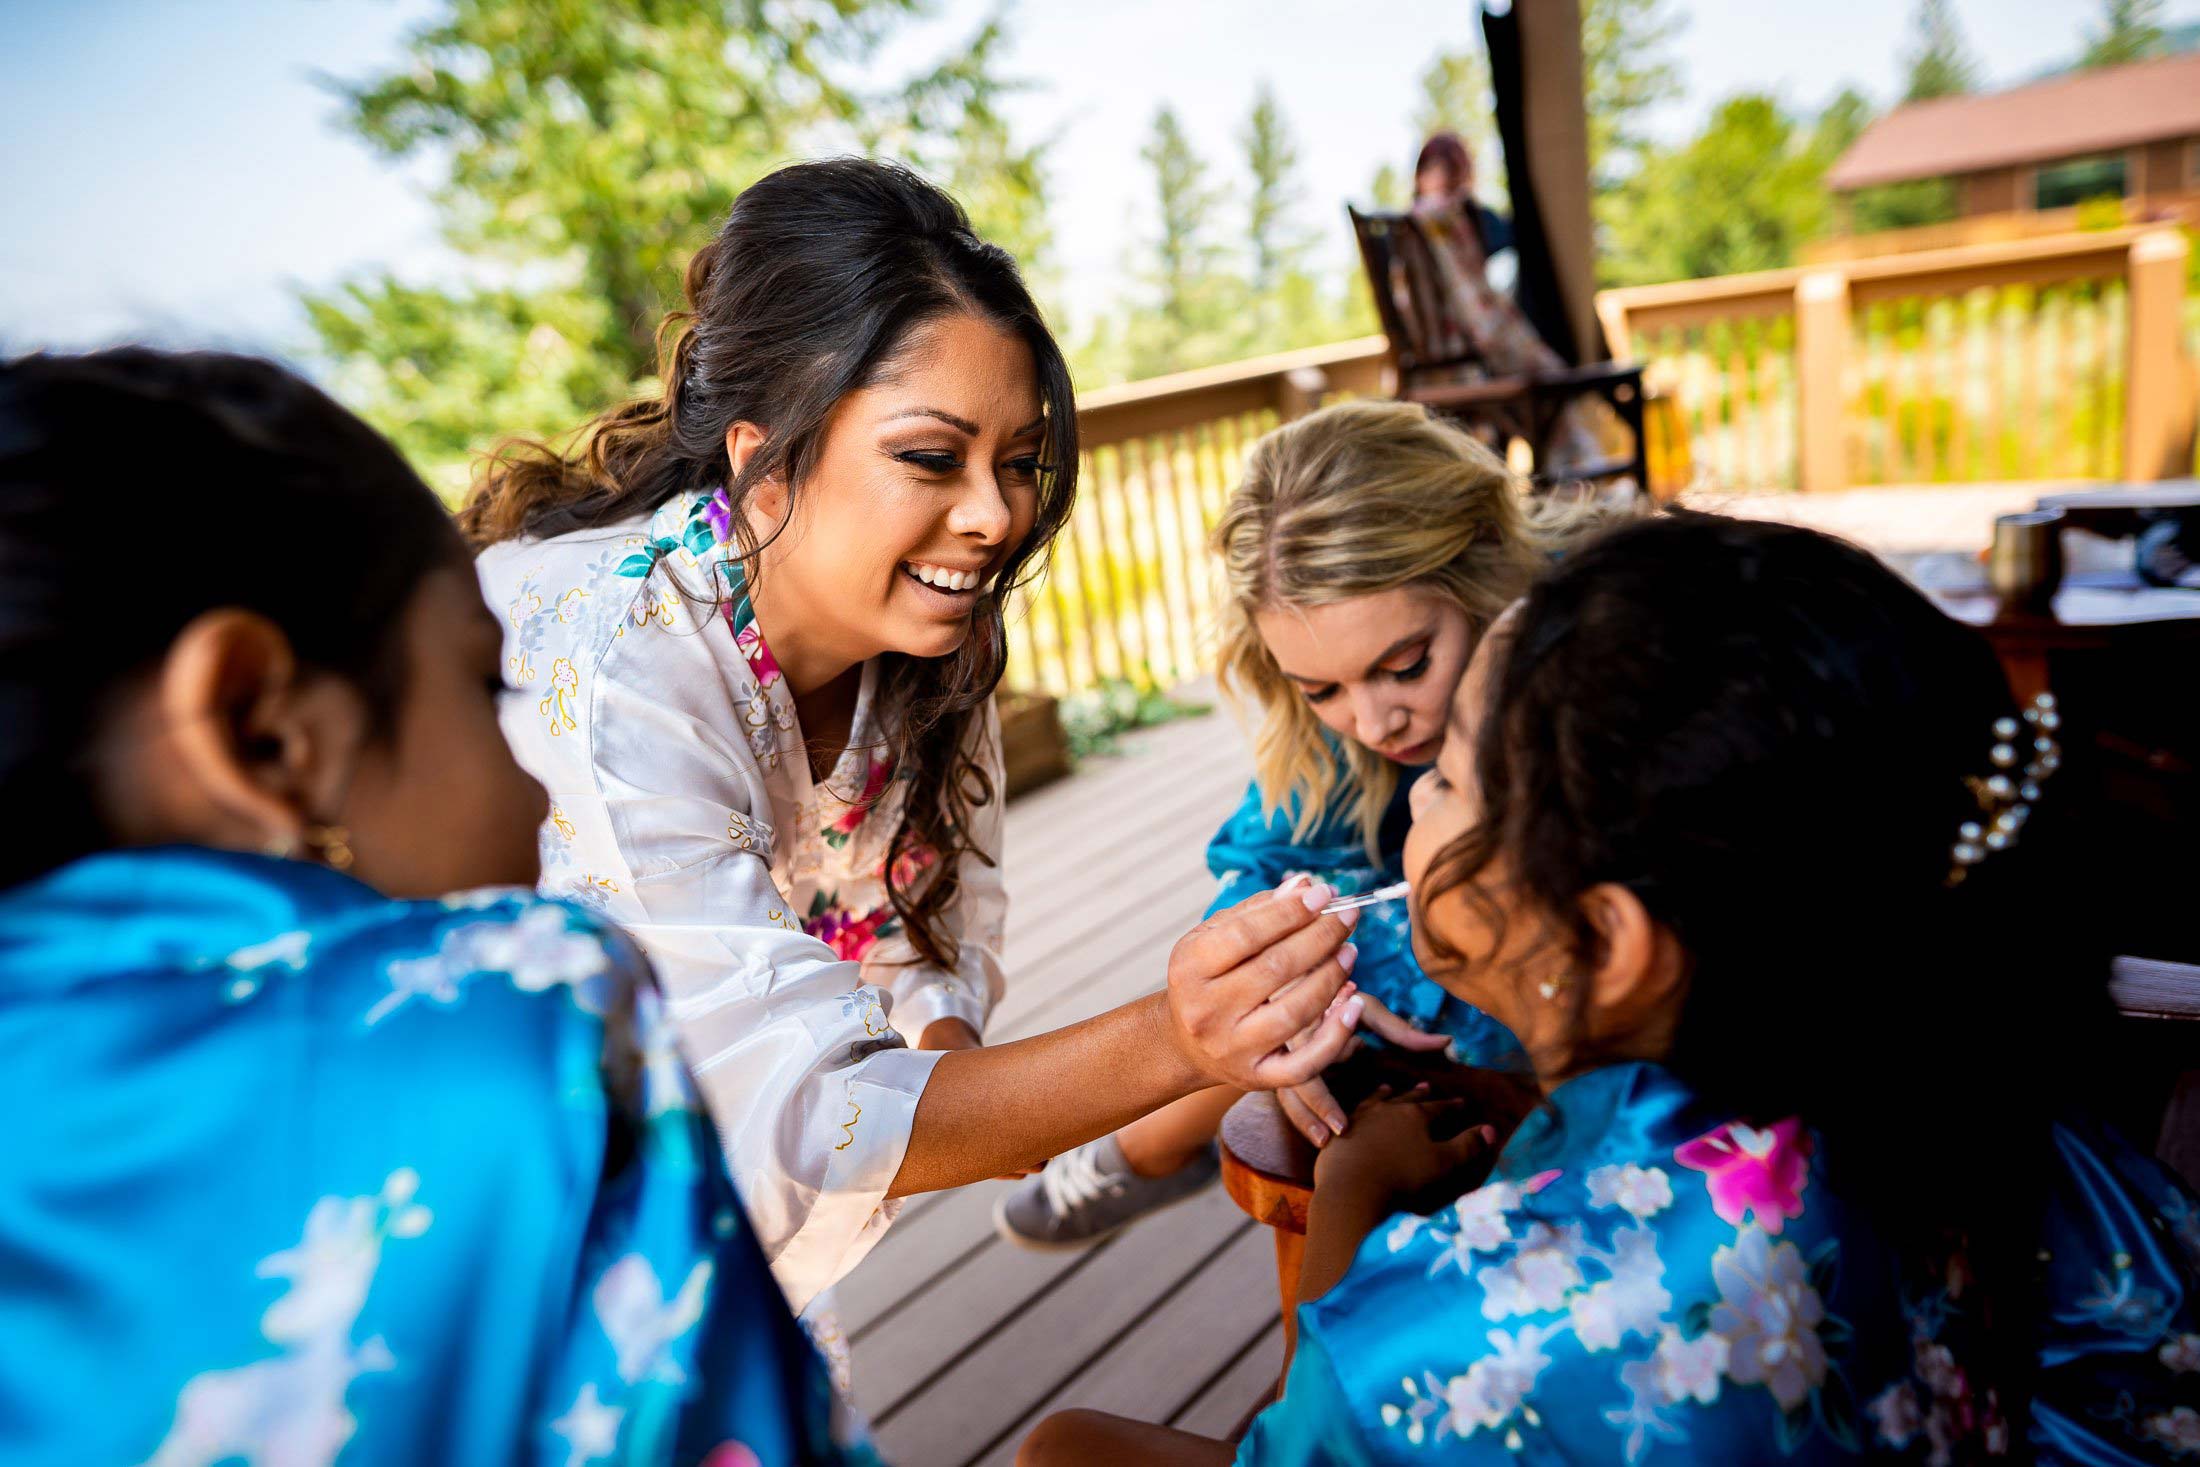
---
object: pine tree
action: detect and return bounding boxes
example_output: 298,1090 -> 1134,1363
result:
306,0 -> 1050,487
1243,84 -> 1314,345
1368,164 -> 1411,211
1582,0 -> 1686,186
1902,0 -> 1980,102
2081,0 -> 2166,68
1128,106 -> 1234,377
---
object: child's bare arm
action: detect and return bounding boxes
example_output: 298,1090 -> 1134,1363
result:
1300,1092 -> 1497,1302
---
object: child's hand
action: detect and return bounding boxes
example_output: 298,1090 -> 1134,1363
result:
1277,993 -> 1452,1147
1314,1088 -> 1498,1214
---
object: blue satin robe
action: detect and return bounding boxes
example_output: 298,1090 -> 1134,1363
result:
0,847 -> 877,1467
1239,1062 -> 2200,1464
1205,764 -> 1521,1066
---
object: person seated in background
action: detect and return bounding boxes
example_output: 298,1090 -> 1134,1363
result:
1390,135 -> 1615,484
1021,513 -> 2200,1465
1414,131 -> 1512,259
999,400 -> 1611,1251
0,350 -> 877,1467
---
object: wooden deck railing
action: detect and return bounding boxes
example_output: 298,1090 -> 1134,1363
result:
1014,228 -> 2197,698
1597,226 -> 2195,495
1005,338 -> 1387,697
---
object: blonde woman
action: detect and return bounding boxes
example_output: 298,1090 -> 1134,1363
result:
1000,399 -> 1595,1249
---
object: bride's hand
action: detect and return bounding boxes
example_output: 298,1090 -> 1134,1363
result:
1163,881 -> 1363,1091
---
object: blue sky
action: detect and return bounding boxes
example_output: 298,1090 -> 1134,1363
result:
1,0 -> 2180,361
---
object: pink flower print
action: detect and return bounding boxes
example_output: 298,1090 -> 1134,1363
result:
702,1446 -> 761,1467
886,841 -> 938,891
1675,1118 -> 1811,1234
734,619 -> 781,689
831,756 -> 895,836
809,903 -> 894,963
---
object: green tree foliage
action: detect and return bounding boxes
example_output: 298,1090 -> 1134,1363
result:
1813,87 -> 1958,236
2081,0 -> 2167,68
1074,92 -> 1373,387
1583,0 -> 1686,284
1901,0 -> 1979,101
1368,162 -> 1411,210
1128,105 -> 1237,377
1601,96 -> 1832,286
306,0 -> 1048,488
1245,83 -> 1310,306
1583,0 -> 1685,187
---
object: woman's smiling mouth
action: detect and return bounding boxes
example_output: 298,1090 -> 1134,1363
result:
901,558 -> 990,603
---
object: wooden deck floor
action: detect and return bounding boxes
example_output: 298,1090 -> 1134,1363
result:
842,697 -> 1278,1467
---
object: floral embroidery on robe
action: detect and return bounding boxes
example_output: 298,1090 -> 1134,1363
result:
1239,1061 -> 2199,1464
0,847 -> 875,1467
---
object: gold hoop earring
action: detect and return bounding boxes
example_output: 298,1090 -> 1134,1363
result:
303,823 -> 355,872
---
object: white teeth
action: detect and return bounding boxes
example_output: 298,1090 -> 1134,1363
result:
907,562 -> 982,592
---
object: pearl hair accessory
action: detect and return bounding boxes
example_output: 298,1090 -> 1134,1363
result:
1948,691 -> 2060,886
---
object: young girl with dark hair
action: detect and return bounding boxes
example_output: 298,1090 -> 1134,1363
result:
0,349 -> 876,1465
1023,514 -> 2199,1464
469,157 -> 1363,1325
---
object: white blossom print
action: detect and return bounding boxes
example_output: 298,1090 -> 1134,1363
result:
2145,1405 -> 2200,1457
633,985 -> 696,1119
1709,1226 -> 1829,1412
2162,1333 -> 2200,1374
594,1254 -> 712,1385
368,903 -> 613,1025
1567,1226 -> 1671,1351
1438,1323 -> 1559,1441
143,1171 -> 429,1467
550,1382 -> 625,1467
1479,1221 -> 1588,1320
1587,1163 -> 1675,1221
215,930 -> 313,1003
1406,1179 -> 1526,1279
1866,1380 -> 1924,1450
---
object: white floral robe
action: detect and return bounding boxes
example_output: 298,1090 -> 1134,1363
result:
478,487 -> 1007,1315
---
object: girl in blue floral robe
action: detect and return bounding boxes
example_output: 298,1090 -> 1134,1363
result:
1023,515 -> 2199,1464
0,350 -> 870,1467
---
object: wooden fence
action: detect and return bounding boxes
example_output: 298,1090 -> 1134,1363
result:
1597,225 -> 2195,495
1004,338 -> 1386,696
1013,228 -> 2197,698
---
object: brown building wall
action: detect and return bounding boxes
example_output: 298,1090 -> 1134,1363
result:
2138,137 -> 2199,202
1961,167 -> 2022,216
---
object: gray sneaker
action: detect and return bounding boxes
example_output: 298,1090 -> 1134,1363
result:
993,1135 -> 1220,1251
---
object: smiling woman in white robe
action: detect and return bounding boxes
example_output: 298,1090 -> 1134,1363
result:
467,159 -> 1368,1323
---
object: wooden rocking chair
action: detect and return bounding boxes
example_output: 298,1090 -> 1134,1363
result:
1349,201 -> 1648,490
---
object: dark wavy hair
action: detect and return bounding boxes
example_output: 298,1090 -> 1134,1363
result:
1422,512 -> 2110,1427
461,158 -> 1079,971
0,349 -> 463,891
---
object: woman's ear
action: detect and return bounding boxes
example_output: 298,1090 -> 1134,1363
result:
134,610 -> 366,854
1578,882 -> 1688,1057
725,422 -> 784,522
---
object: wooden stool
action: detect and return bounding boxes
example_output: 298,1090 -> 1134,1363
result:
1218,1091 -> 1318,1387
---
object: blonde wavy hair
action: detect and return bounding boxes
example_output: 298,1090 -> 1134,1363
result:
1215,398 -> 1601,857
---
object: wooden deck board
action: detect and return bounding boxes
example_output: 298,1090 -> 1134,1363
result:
843,704 -> 1276,1467
1169,1321 -> 1285,1438
967,1225 -> 1281,1466
868,1190 -> 1251,1462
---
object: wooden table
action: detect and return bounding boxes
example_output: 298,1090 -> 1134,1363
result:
2034,480 -> 2200,542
